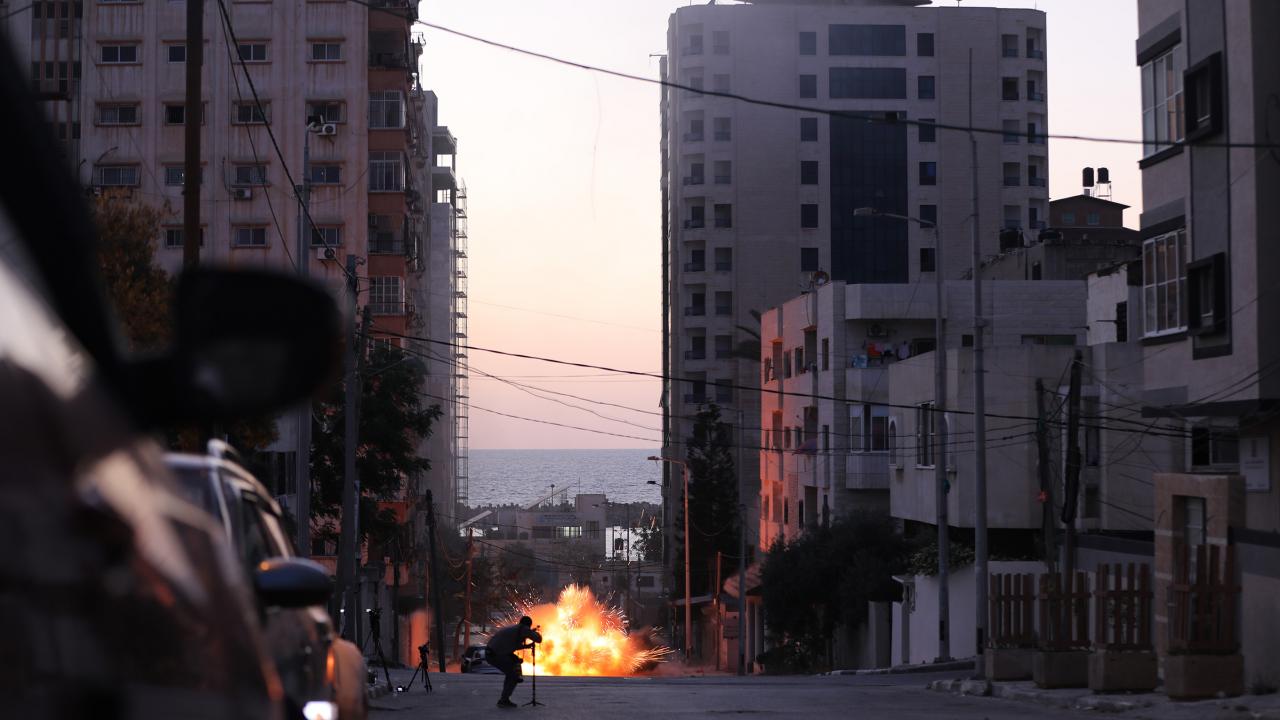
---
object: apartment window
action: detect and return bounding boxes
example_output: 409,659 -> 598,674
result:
687,248 -> 705,272
311,226 -> 342,248
368,151 -> 404,192
713,117 -> 731,141
1031,261 -> 1042,280
1003,204 -> 1021,230
829,24 -> 905,56
688,292 -> 705,315
798,31 -> 817,56
1001,77 -> 1019,101
369,90 -> 405,129
820,338 -> 830,371
96,165 -> 139,187
713,203 -> 732,229
686,115 -> 704,142
233,164 -> 268,186
369,276 -> 405,315
685,33 -> 703,56
164,103 -> 185,125
687,205 -> 705,229
712,74 -> 730,93
163,227 -> 205,249
714,291 -> 732,316
1062,211 -> 1076,225
167,44 -> 186,63
916,402 -> 935,466
1191,424 -> 1239,468
714,247 -> 732,271
714,379 -> 732,404
799,74 -> 817,99
800,160 -> 818,185
1027,121 -> 1044,144
919,161 -> 937,186
232,227 -> 268,247
1187,253 -> 1227,336
1029,205 -> 1042,229
918,119 -> 936,143
1001,33 -> 1018,58
801,203 -> 819,229
1002,162 -> 1020,186
713,160 -> 731,184
800,117 -> 818,142
919,247 -> 936,273
163,166 -> 201,186
919,204 -> 937,228
800,247 -> 819,272
829,67 -> 906,99
307,101 -> 344,124
309,164 -> 342,185
1141,48 -> 1185,156
100,44 -> 138,64
688,336 -> 706,361
714,335 -> 733,360
1142,228 -> 1188,336
1185,53 -> 1222,140
311,41 -> 342,62
916,32 -> 934,57
712,31 -> 729,55
234,101 -> 269,124
1086,212 -> 1100,226
794,348 -> 805,374
686,74 -> 703,96
1003,119 -> 1020,143
917,75 -> 935,100
237,42 -> 268,63
97,103 -> 138,125
687,162 -> 704,185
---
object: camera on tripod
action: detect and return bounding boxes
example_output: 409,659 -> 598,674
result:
418,643 -> 430,665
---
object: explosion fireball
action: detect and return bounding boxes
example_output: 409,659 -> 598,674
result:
504,585 -> 670,676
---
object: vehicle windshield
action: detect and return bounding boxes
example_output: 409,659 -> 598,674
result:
168,465 -> 221,517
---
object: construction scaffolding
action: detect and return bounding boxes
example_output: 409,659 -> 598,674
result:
453,183 -> 470,514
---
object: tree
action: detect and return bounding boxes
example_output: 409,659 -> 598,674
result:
682,404 -> 740,597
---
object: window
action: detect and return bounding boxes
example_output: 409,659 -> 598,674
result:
794,348 -> 805,374
714,291 -> 732,316
369,90 -> 405,129
1191,424 -> 1239,468
167,44 -> 186,63
237,42 -> 268,63
712,74 -> 730,93
307,101 -> 344,124
1187,252 -> 1226,336
918,119 -> 936,143
1115,301 -> 1129,343
821,338 -> 830,371
919,247 -> 936,273
232,227 -> 268,247
919,161 -> 937,186
1086,212 -> 1100,226
714,247 -> 732,271
97,103 -> 138,125
1003,119 -> 1020,143
685,33 -> 703,56
800,247 -> 819,272
829,67 -> 906,99
1141,47 -> 1184,156
1001,33 -> 1018,58
801,203 -> 819,229
234,101 -> 269,124
917,75 -> 935,100
800,117 -> 818,142
232,164 -> 268,186
163,227 -> 205,249
1185,53 -> 1222,140
369,151 -> 404,191
713,117 -> 731,141
1000,78 -> 1021,102
1142,228 -> 1188,336
917,32 -> 934,57
919,204 -> 937,228
712,31 -> 729,55
1031,261 -> 1042,280
686,115 -> 704,142
100,44 -> 138,64
369,276 -> 405,315
713,160 -> 731,185
311,226 -> 342,248
311,41 -> 342,61
310,164 -> 341,184
96,165 -> 138,186
714,334 -> 733,360
800,160 -> 818,185
687,248 -> 705,271
713,203 -> 732,229
163,166 -> 202,186
916,402 -> 935,466
799,74 -> 817,99
1002,162 -> 1020,186
1061,211 -> 1076,225
828,25 -> 906,56
686,74 -> 703,96
164,103 -> 185,125
798,31 -> 817,56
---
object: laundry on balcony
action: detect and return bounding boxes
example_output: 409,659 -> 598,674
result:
850,341 -> 908,368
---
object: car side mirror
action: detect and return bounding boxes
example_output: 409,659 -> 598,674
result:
254,557 -> 333,609
127,268 -> 343,426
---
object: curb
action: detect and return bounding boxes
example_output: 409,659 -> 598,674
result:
824,659 -> 976,677
928,679 -> 1280,718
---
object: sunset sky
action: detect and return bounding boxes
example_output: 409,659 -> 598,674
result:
421,0 -> 1142,450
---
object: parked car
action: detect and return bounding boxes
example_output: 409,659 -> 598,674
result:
0,30 -> 343,719
461,645 -> 505,674
167,442 -> 368,720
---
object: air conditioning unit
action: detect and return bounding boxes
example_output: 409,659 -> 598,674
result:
232,187 -> 253,201
316,247 -> 337,261
318,123 -> 338,136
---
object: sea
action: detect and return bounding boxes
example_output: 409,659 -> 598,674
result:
466,448 -> 664,508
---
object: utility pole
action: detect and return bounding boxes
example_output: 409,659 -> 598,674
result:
464,526 -> 473,653
736,408 -> 747,676
181,0 -> 202,269
295,120 -> 315,558
969,47 -> 990,671
425,489 -> 447,673
1062,350 -> 1084,579
334,261 -> 363,640
934,266 -> 950,664
1035,380 -> 1058,574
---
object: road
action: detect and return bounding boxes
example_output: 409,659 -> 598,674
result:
368,667 -> 1089,719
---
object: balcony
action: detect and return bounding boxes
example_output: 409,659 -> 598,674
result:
683,132 -> 704,143
432,164 -> 457,192
846,452 -> 890,490
1027,48 -> 1045,60
683,262 -> 705,272
369,51 -> 412,69
683,176 -> 705,186
431,126 -> 457,155
684,306 -> 706,317
369,235 -> 405,255
1029,176 -> 1046,187
1002,48 -> 1018,58
683,350 -> 706,361
370,301 -> 406,316
683,219 -> 705,230
1028,90 -> 1046,102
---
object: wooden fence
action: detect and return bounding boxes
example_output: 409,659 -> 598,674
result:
1038,571 -> 1091,651
989,573 -> 1036,648
1169,544 -> 1239,654
1093,563 -> 1152,652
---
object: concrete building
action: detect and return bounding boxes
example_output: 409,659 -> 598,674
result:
984,192 -> 1141,282
659,0 -> 1048,607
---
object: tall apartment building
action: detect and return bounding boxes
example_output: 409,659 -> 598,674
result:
660,0 -> 1047,580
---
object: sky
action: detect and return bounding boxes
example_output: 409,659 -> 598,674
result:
421,0 -> 1142,450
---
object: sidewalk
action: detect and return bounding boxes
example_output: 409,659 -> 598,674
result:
823,659 -> 976,677
927,677 -> 1280,720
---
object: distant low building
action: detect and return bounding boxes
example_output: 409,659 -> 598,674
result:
984,192 -> 1141,281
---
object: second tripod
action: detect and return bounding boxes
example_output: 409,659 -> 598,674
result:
397,643 -> 433,693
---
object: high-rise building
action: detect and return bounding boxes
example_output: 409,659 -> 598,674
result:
660,0 -> 1047,588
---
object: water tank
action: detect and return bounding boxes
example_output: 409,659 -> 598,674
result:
1082,167 -> 1095,188
1098,167 -> 1110,184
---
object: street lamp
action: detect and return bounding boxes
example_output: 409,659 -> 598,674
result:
853,206 -> 952,662
648,455 -> 692,660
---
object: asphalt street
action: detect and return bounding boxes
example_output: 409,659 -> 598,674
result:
368,667 -> 1091,719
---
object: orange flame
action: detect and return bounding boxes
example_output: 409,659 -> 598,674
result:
510,585 -> 670,676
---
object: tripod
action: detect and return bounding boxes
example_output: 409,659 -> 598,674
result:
364,609 -> 394,691
398,644 -> 433,693
523,642 -> 544,707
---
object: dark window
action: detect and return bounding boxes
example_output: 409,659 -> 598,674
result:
919,204 -> 937,228
799,31 -> 817,56
1191,425 -> 1239,467
165,104 -> 186,124
801,247 -> 819,271
687,248 -> 705,271
801,203 -> 819,229
714,247 -> 732,271
1115,301 -> 1128,342
919,161 -> 937,185
919,247 -> 936,272
830,111 -> 909,284
918,119 -> 936,143
713,117 -> 731,141
714,335 -> 733,359
800,160 -> 819,185
917,75 -> 935,100
917,32 -> 934,57
715,291 -> 733,316
800,117 -> 818,142
1185,53 -> 1223,140
1002,34 -> 1018,58
829,24 -> 906,56
1187,253 -> 1227,336
712,31 -> 730,55
821,338 -> 830,370
1002,77 -> 1019,101
1031,261 -> 1042,280
714,203 -> 733,228
829,67 -> 906,99
962,334 -> 974,347
800,74 -> 818,99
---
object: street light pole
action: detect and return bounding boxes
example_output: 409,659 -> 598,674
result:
854,207 -> 949,661
295,117 -> 318,558
649,455 -> 692,660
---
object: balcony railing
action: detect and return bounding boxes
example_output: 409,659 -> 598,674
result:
714,218 -> 732,229
714,175 -> 731,184
1028,90 -> 1046,102
684,306 -> 706,317
683,262 -> 705,272
369,52 -> 412,69
846,452 -> 890,490
1029,177 -> 1046,187
1027,49 -> 1045,60
1002,48 -> 1018,58
369,236 -> 405,254
683,176 -> 705,186
684,350 -> 706,361
683,219 -> 705,230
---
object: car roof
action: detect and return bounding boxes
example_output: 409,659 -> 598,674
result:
164,452 -> 282,516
